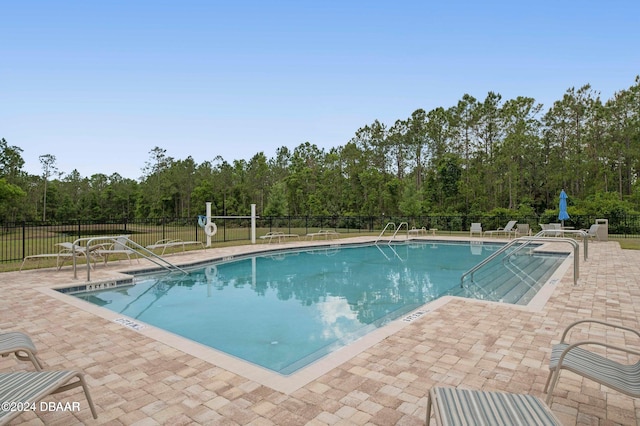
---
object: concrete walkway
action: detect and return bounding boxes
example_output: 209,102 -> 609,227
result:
2,236 -> 639,425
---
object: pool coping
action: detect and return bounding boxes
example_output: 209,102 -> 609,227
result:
37,237 -> 573,394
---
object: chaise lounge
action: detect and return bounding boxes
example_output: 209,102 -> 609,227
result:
426,386 -> 561,425
0,331 -> 43,371
146,239 -> 205,255
94,235 -> 140,264
0,370 -> 98,423
483,220 -> 517,238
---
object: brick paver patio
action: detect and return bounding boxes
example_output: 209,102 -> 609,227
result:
2,236 -> 639,425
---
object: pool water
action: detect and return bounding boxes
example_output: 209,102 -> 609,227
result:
75,241 -> 565,375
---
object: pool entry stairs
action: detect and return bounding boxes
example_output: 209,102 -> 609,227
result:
455,238 -> 574,305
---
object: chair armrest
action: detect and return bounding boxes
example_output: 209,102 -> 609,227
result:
560,319 -> 640,342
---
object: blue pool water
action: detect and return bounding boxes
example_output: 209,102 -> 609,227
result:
74,241 -> 566,375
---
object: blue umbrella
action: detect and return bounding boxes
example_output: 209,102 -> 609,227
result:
558,190 -> 570,226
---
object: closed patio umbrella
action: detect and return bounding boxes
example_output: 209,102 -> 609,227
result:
558,190 -> 570,227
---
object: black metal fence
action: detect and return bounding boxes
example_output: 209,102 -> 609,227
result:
2,214 -> 640,264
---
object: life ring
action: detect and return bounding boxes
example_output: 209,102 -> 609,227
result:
204,222 -> 217,237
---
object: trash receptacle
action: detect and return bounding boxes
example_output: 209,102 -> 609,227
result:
595,219 -> 608,241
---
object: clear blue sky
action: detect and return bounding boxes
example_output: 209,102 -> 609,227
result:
2,1 -> 638,180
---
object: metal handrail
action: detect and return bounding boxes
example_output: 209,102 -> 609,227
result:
71,235 -> 188,281
461,236 -> 580,287
375,222 -> 396,244
460,239 -> 521,287
389,222 -> 409,243
533,229 -> 589,260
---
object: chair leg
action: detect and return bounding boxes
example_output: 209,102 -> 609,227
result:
545,369 -> 561,405
543,368 -> 554,392
54,372 -> 98,419
425,391 -> 433,426
78,373 -> 98,419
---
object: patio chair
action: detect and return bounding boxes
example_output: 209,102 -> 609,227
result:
516,223 -> 530,237
0,332 -> 43,370
0,370 -> 98,423
469,223 -> 482,237
94,235 -> 139,264
544,319 -> 640,404
426,386 -> 561,425
483,220 -> 517,238
579,224 -> 600,240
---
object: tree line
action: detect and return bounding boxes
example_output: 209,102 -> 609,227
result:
1,77 -> 639,223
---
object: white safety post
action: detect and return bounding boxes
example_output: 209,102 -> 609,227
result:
251,204 -> 256,244
206,202 -> 212,247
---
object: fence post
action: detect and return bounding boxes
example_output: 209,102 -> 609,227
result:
22,221 -> 26,260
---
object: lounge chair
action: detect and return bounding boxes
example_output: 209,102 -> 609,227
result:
146,239 -> 205,255
94,235 -> 139,264
483,220 -> 517,238
469,223 -> 482,237
544,319 -> 640,404
0,370 -> 98,423
20,242 -> 99,271
426,386 -> 561,425
306,230 -> 341,240
0,332 -> 43,370
259,232 -> 299,244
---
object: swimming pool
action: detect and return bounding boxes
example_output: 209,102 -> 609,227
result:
73,241 -> 566,375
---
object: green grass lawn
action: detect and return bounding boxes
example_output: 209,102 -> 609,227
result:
615,237 -> 640,250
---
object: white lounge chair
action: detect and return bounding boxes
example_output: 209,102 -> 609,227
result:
20,242 -> 100,271
469,223 -> 482,237
94,235 -> 139,264
146,239 -> 205,255
483,220 -> 517,238
259,232 -> 299,244
306,230 -> 341,240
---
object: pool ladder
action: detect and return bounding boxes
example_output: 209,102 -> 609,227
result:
375,222 -> 409,244
71,235 -> 189,281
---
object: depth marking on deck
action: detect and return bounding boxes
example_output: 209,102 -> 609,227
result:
402,310 -> 429,323
114,318 -> 146,331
